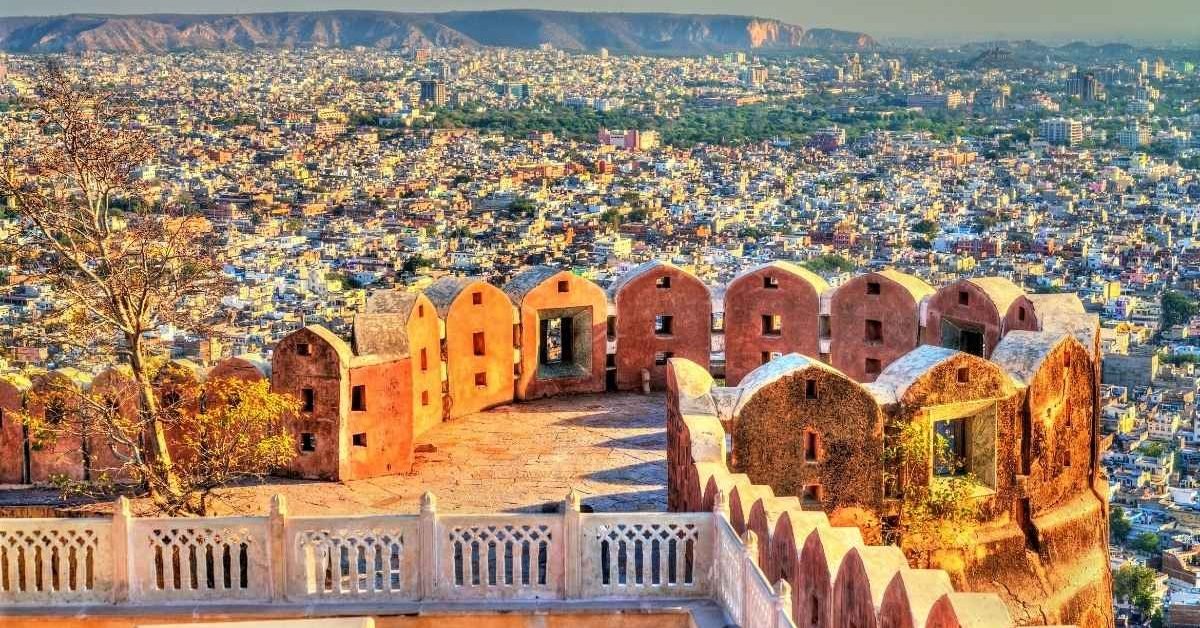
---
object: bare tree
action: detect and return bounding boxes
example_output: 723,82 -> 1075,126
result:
0,62 -> 228,512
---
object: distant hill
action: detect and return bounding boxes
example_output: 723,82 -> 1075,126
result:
0,10 -> 876,54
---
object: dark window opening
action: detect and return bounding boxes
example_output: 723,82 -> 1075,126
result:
352,433 -> 367,448
711,312 -> 725,333
301,388 -> 315,413
867,281 -> 881,295
819,315 -> 831,340
655,351 -> 674,366
960,329 -> 985,356
761,351 -> 771,364
607,315 -> 617,340
804,431 -> 820,462
421,391 -> 430,406
802,484 -> 822,503
539,317 -> 574,365
805,379 -> 818,400
418,304 -> 425,318
474,372 -> 487,387
472,291 -> 483,305
557,280 -> 569,293
865,358 -> 882,376
1018,306 -> 1026,321
762,314 -> 782,336
472,331 -> 486,356
420,348 -> 429,372
958,290 -> 970,306
956,367 -> 970,384
351,385 -> 366,412
300,433 -> 316,452
763,276 -> 779,289
865,319 -> 883,343
296,343 -> 311,356
654,315 -> 673,335
810,595 -> 820,626
655,276 -> 671,289
934,419 -> 968,477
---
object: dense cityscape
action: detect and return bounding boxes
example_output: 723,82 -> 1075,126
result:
1,17 -> 1200,628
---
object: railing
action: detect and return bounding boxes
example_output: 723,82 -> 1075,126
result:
0,491 -> 799,626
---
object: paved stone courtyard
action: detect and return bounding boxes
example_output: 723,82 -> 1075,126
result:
207,392 -> 668,516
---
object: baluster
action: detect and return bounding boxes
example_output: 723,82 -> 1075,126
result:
419,492 -> 437,599
775,579 -> 793,628
269,494 -> 288,602
562,490 -> 581,599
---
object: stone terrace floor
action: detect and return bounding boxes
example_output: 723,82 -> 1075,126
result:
201,392 -> 668,516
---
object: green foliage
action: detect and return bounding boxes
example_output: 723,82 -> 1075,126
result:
509,196 -> 537,216
1139,442 -> 1166,458
1110,505 -> 1132,543
803,254 -> 855,274
1162,290 -> 1197,329
402,255 -> 433,274
1114,563 -> 1160,615
911,219 -> 940,237
1132,531 -> 1161,554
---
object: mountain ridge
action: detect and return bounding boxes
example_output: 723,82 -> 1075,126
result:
0,10 -> 876,54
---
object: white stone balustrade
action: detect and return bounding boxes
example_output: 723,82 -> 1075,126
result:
0,491 -> 818,627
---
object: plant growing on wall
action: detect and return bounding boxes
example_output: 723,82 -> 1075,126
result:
20,369 -> 299,515
883,417 -> 982,567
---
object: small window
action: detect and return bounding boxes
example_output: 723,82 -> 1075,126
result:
802,484 -> 822,503
865,358 -> 882,375
867,281 -> 881,295
352,433 -> 367,447
804,431 -> 820,462
301,388 -> 315,413
762,314 -> 782,336
0,407 -> 4,428
763,276 -> 779,289
300,433 -> 316,452
420,347 -> 429,372
1018,306 -> 1026,321
421,390 -> 430,406
472,291 -> 483,305
865,319 -> 883,343
655,276 -> 671,289
655,351 -> 674,366
475,372 -> 487,387
557,280 -> 569,293
473,331 -> 486,356
805,379 -> 817,400
956,367 -> 970,384
296,342 -> 312,356
607,315 -> 617,340
1061,448 -> 1071,468
351,385 -> 366,411
958,290 -> 970,306
711,312 -> 725,332
761,351 -> 771,364
418,304 -> 425,318
654,314 -> 674,335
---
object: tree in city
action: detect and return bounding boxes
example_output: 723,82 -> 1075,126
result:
0,62 -> 293,514
1110,505 -> 1132,543
1132,531 -> 1161,554
1114,563 -> 1160,617
1162,290 -> 1197,329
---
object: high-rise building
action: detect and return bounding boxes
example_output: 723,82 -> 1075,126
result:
419,80 -> 448,107
745,66 -> 768,87
1039,117 -> 1083,147
1067,71 -> 1104,101
1118,121 -> 1151,149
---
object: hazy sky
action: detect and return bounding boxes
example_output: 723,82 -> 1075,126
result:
0,0 -> 1196,43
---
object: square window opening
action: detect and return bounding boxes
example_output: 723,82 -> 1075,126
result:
352,433 -> 367,448
654,314 -> 674,336
762,314 -> 782,336
472,291 -> 483,305
763,276 -> 779,289
474,372 -> 487,387
656,276 -> 671,289
867,281 -> 881,295
296,343 -> 311,356
958,290 -> 970,306
655,351 -> 674,366
557,280 -> 569,293
956,367 -> 970,384
300,433 -> 316,452
865,358 -> 882,375
473,331 -> 486,356
865,319 -> 883,343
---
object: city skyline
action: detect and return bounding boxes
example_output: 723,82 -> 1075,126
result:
0,1 -> 1196,44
